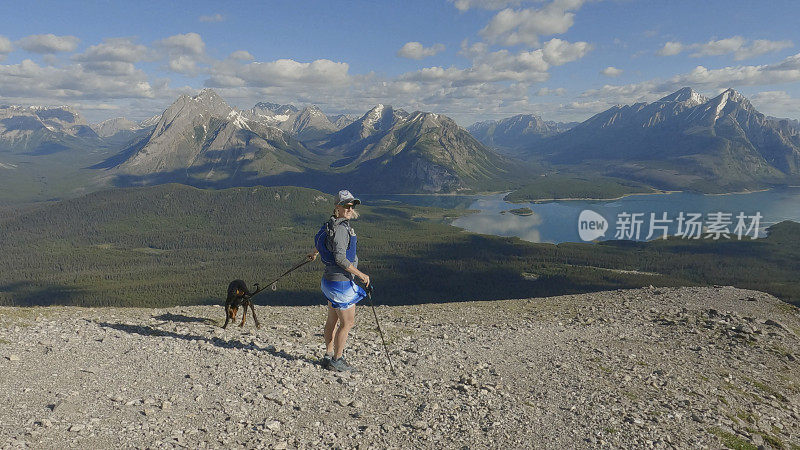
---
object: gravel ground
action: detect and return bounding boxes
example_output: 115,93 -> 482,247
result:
1,285 -> 798,449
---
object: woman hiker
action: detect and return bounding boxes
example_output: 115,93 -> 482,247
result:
307,189 -> 370,372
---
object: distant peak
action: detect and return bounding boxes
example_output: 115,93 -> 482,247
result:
658,87 -> 707,105
721,88 -> 745,102
712,88 -> 747,106
253,101 -> 298,113
194,88 -> 223,101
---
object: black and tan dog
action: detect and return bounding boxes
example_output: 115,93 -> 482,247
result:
223,279 -> 261,329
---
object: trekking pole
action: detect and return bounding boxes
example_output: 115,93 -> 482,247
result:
365,285 -> 396,375
250,258 -> 312,298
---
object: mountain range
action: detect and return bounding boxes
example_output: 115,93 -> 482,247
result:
467,114 -> 578,155
316,104 -> 508,192
468,87 -> 800,192
2,87 -> 800,202
0,105 -> 103,155
535,88 -> 800,191
91,89 -> 511,193
247,102 -> 354,141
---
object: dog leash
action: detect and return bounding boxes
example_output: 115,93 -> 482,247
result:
250,258 -> 312,298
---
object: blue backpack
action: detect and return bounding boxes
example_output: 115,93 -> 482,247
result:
315,219 -> 357,266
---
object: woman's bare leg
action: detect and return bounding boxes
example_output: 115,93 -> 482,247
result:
333,306 -> 356,359
324,303 -> 339,355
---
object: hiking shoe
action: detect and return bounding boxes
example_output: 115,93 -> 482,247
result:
329,357 -> 356,372
321,353 -> 333,369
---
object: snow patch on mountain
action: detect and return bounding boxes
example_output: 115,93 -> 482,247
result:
226,110 -> 251,131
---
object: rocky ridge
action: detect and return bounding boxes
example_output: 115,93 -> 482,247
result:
0,105 -> 101,154
538,87 -> 800,191
467,114 -> 577,153
1,286 -> 798,449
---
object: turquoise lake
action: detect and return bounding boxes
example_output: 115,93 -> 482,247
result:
364,188 -> 800,244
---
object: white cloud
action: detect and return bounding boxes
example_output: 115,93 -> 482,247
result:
580,82 -> 657,105
536,87 -> 566,96
660,36 -> 793,61
397,42 -> 446,60
679,61 -> 800,87
155,33 -> 207,75
450,0 -> 522,11
733,39 -> 793,61
205,73 -> 246,88
72,38 -> 149,76
541,38 -> 592,65
580,52 -> 800,106
0,36 -> 11,61
750,91 -> 800,120
74,38 -> 148,63
401,49 -> 550,84
229,50 -> 254,61
480,0 -> 585,47
0,36 -> 12,53
157,33 -> 206,56
17,34 -> 80,54
70,102 -> 120,111
168,56 -> 199,74
402,37 -> 590,87
0,59 -> 155,101
658,41 -> 684,56
199,13 -> 225,23
601,66 -> 622,77
206,58 -> 350,89
690,36 -> 746,57
751,90 -> 791,103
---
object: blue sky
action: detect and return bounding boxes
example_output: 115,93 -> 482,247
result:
1,0 -> 799,125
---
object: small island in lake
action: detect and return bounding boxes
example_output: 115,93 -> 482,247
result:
507,207 -> 534,216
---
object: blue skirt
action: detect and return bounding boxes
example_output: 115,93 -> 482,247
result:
321,278 -> 366,310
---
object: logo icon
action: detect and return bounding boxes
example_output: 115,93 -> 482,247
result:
578,210 -> 608,241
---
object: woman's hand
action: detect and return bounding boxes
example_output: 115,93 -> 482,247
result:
306,250 -> 318,262
345,264 -> 369,287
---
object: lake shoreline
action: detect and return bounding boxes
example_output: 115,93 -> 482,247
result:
504,186 -> 800,204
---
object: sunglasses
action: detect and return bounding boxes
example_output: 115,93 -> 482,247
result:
341,204 -> 356,210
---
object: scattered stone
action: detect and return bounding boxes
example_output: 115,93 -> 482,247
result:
266,420 -> 281,432
411,420 -> 428,430
763,319 -> 786,331
265,391 -> 286,406
0,287 -> 796,448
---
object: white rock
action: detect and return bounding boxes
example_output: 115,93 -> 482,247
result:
266,420 -> 281,432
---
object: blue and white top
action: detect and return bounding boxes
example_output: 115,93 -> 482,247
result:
315,216 -> 365,309
315,216 -> 358,282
